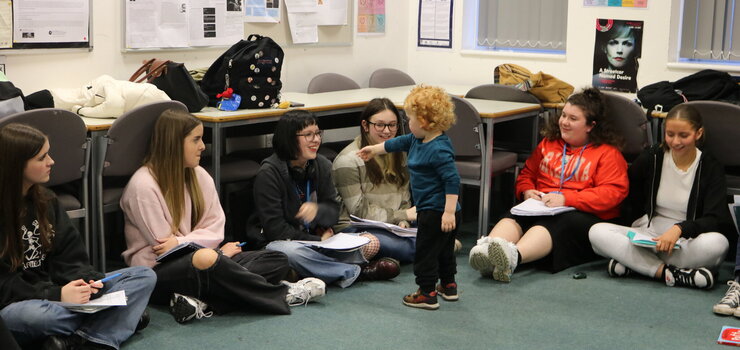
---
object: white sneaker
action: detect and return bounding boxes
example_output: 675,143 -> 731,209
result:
664,265 -> 714,289
284,277 -> 326,306
453,239 -> 463,254
469,236 -> 494,275
714,280 -> 740,316
488,237 -> 518,283
169,293 -> 213,324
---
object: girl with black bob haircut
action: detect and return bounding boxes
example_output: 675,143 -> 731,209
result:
0,123 -> 156,350
248,110 -> 380,288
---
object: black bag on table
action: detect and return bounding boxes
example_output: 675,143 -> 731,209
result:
200,35 -> 284,109
129,59 -> 209,113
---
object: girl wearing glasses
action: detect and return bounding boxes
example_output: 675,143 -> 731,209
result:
248,110 -> 369,288
332,98 -> 412,276
469,87 -> 629,282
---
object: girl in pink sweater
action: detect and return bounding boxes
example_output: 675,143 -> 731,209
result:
121,109 -> 323,323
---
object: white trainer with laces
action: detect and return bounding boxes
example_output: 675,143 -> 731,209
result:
714,280 -> 740,316
469,236 -> 494,275
284,277 -> 326,306
488,237 -> 518,283
664,265 -> 714,289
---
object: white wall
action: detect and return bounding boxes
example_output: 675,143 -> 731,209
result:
4,1 -> 731,97
404,0 -> 733,98
4,1 -> 408,94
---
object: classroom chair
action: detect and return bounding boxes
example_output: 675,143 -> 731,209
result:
93,100 -> 188,271
447,95 -> 518,235
368,68 -> 415,88
307,73 -> 361,93
602,92 -> 653,163
683,100 -> 740,195
0,109 -> 91,248
465,84 -> 543,160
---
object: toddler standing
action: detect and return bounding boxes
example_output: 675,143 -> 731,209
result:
358,85 -> 460,310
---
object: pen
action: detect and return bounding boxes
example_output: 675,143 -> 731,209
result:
237,242 -> 247,247
94,273 -> 122,285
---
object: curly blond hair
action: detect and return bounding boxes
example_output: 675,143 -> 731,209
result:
403,85 -> 455,132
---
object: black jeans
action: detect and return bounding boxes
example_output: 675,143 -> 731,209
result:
152,250 -> 291,315
414,210 -> 461,293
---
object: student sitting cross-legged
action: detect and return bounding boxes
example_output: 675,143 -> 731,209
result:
469,87 -> 629,282
590,104 -> 731,292
121,109 -> 324,324
0,123 -> 156,350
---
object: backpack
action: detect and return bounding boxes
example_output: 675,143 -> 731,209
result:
0,81 -> 26,119
494,63 -> 574,103
637,69 -> 740,113
200,35 -> 284,109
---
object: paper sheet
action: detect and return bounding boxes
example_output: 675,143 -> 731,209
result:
188,0 -> 244,47
286,11 -> 318,44
13,0 -> 89,43
126,0 -> 188,49
349,215 -> 417,237
316,0 -> 347,26
0,1 -> 11,48
55,290 -> 127,314
294,233 -> 370,250
245,0 -> 280,23
357,0 -> 384,35
510,198 -> 575,216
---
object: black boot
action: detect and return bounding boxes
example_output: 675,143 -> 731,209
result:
41,334 -> 84,350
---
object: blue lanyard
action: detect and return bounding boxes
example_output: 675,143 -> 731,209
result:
557,142 -> 588,193
294,179 -> 311,232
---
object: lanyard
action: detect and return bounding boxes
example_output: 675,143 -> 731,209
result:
294,179 -> 311,231
557,142 -> 588,193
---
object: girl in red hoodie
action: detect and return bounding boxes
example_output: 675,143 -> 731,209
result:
469,87 -> 628,281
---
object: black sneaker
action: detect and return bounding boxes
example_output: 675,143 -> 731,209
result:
169,293 -> 213,324
607,259 -> 632,277
135,308 -> 150,332
436,282 -> 459,301
664,265 -> 714,289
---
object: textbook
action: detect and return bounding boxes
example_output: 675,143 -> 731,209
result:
510,198 -> 575,216
718,326 -> 740,346
349,215 -> 417,237
156,241 -> 205,262
627,231 -> 681,250
294,233 -> 370,251
55,290 -> 127,314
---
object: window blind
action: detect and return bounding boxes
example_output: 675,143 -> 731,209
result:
476,0 -> 568,53
680,0 -> 740,61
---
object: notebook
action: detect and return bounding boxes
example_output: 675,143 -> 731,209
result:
156,241 -> 205,262
718,326 -> 740,346
294,233 -> 370,251
349,215 -> 417,237
627,231 -> 681,250
54,290 -> 127,314
510,198 -> 575,216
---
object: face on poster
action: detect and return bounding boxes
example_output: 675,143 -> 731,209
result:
592,19 -> 643,93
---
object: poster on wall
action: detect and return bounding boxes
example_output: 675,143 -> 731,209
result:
584,0 -> 647,7
244,0 -> 280,23
417,0 -> 452,49
358,0 -> 385,35
592,19 -> 643,93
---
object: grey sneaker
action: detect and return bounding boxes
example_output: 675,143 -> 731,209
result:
607,259 -> 632,277
169,293 -> 213,324
664,265 -> 714,289
284,277 -> 326,306
714,281 -> 740,316
469,236 -> 494,276
488,237 -> 518,282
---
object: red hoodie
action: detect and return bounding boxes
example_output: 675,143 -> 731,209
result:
515,138 -> 629,220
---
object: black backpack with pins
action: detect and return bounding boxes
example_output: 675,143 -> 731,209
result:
200,35 -> 284,109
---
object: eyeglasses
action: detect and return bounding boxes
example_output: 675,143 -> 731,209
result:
367,121 -> 399,132
296,130 -> 324,141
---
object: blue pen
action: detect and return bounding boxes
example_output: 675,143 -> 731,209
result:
94,273 -> 122,285
237,242 -> 247,247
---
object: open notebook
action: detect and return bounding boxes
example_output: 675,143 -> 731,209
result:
294,233 -> 370,251
510,198 -> 575,216
349,215 -> 417,237
54,290 -> 127,314
627,231 -> 681,250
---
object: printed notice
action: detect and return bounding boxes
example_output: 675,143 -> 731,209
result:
417,0 -> 452,49
13,0 -> 89,43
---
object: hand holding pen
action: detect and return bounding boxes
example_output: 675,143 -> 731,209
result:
523,189 -> 546,201
219,242 -> 247,258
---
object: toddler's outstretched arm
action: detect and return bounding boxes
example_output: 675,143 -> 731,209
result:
356,142 -> 387,161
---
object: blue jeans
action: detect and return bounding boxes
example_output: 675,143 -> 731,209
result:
266,241 -> 364,288
0,266 -> 156,350
341,226 -> 416,264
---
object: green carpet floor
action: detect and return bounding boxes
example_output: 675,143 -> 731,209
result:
119,233 -> 740,350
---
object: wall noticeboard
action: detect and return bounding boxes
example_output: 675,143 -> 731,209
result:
1,0 -> 92,52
